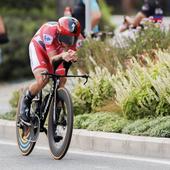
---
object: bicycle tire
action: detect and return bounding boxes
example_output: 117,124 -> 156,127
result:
16,88 -> 36,156
48,87 -> 73,160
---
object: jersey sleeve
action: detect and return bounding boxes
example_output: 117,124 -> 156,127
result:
42,25 -> 57,54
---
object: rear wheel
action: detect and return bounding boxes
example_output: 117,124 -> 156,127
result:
16,88 -> 40,156
48,88 -> 73,160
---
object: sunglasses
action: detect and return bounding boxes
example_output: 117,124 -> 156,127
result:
58,34 -> 78,46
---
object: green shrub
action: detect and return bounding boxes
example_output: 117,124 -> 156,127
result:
122,118 -> 150,135
77,23 -> 170,76
114,52 -> 170,120
144,117 -> 170,137
74,114 -> 93,129
0,16 -> 47,81
0,110 -> 16,120
76,38 -> 119,74
121,22 -> 170,59
0,90 -> 20,120
0,0 -> 56,81
9,90 -> 20,109
122,116 -> 170,137
74,112 -> 129,133
73,67 -> 115,115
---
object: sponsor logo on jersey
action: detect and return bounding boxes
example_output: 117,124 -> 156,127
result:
43,34 -> 53,45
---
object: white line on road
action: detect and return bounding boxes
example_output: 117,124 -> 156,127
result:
0,140 -> 170,165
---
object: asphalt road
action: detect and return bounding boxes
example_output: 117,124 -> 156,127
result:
0,140 -> 170,170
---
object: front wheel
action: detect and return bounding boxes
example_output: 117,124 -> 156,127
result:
48,88 -> 73,160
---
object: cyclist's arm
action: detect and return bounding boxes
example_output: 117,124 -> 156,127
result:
48,49 -> 77,64
48,50 -> 63,64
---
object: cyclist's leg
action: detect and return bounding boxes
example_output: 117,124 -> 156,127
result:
20,41 -> 50,124
29,41 -> 51,95
29,68 -> 49,96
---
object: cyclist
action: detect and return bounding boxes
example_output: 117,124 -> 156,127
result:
120,0 -> 163,32
20,16 -> 81,125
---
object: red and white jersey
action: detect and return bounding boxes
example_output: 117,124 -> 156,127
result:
29,21 -> 83,74
32,22 -> 62,55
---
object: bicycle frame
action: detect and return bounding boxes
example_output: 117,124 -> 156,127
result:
34,73 -> 89,135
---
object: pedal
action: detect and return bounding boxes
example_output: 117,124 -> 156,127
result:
17,121 -> 23,128
24,114 -> 40,142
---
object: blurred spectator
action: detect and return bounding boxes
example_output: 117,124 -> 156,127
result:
120,0 -> 163,32
56,0 -> 75,18
121,0 -> 137,14
104,0 -> 169,15
64,6 -> 72,17
0,16 -> 9,64
71,0 -> 102,36
168,0 -> 170,13
0,16 -> 9,44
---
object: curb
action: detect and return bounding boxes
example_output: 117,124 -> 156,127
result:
1,119 -> 170,159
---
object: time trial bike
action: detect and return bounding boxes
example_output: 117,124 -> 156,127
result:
16,72 -> 89,160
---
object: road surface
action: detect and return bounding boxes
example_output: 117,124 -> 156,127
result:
0,140 -> 170,170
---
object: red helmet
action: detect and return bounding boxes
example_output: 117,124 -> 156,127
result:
57,16 -> 81,46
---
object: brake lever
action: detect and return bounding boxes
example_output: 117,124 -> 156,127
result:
82,74 -> 90,85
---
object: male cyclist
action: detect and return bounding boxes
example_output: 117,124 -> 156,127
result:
120,0 -> 163,32
20,16 -> 81,125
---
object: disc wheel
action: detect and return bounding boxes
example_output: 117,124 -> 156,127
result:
48,88 -> 73,160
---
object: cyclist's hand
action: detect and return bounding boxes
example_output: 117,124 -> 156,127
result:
68,49 -> 78,62
62,51 -> 72,62
62,50 -> 77,62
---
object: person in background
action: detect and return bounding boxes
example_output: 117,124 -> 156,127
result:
0,16 -> 9,63
0,16 -> 9,44
120,0 -> 163,32
64,0 -> 101,36
121,0 -> 137,14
